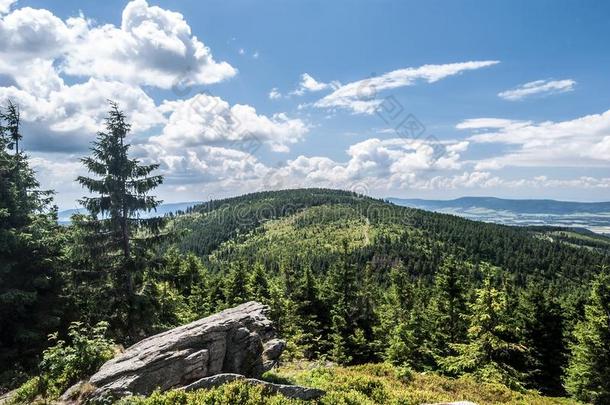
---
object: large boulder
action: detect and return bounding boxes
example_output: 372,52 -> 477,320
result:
87,301 -> 285,400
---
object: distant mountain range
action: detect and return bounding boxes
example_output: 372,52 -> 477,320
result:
388,196 -> 610,234
57,201 -> 202,224
58,196 -> 610,235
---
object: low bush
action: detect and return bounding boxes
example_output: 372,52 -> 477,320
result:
120,381 -> 302,405
10,321 -> 114,403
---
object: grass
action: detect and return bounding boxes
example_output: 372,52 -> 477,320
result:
121,362 -> 580,405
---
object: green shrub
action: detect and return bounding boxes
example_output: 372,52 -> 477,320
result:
10,377 -> 43,404
272,362 -> 578,405
87,361 -> 579,405
11,321 -> 114,403
119,381 -> 302,405
261,371 -> 295,385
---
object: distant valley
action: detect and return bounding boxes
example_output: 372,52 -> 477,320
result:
388,196 -> 610,234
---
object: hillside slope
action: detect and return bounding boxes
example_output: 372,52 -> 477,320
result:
171,188 -> 608,283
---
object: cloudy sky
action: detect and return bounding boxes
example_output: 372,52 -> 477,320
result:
1,0 -> 610,209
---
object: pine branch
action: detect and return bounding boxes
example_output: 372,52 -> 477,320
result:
81,157 -> 107,176
77,176 -> 108,194
127,176 -> 164,194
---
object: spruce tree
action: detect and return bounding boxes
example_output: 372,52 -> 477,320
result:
377,262 -> 416,363
78,101 -> 163,259
429,256 -> 469,355
224,263 -> 251,306
189,281 -> 211,319
76,101 -> 164,335
441,265 -> 526,390
565,267 -> 610,404
518,281 -> 566,395
249,263 -> 271,303
1,100 -> 22,154
293,266 -> 326,359
176,252 -> 205,296
186,257 -> 211,319
325,242 -> 375,364
382,273 -> 434,370
268,279 -> 304,359
0,101 -> 63,380
326,246 -> 359,364
208,275 -> 227,311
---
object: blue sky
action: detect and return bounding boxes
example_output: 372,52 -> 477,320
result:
1,0 -> 610,208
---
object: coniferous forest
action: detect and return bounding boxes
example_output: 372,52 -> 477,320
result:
2,101 -> 610,404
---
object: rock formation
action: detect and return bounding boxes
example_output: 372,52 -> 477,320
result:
181,373 -> 325,400
83,301 -> 290,400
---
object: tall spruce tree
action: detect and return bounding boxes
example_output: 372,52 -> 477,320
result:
249,263 -> 271,303
565,267 -> 610,404
429,256 -> 469,356
376,261 -> 413,364
377,270 -> 434,370
441,264 -> 526,390
0,101 -> 63,383
76,101 -> 164,335
293,266 -> 327,359
326,240 -> 377,364
518,281 -> 566,395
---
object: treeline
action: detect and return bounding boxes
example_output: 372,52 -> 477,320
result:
1,101 -> 610,404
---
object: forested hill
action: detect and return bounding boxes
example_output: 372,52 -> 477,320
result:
149,188 -> 610,398
170,188 -> 609,284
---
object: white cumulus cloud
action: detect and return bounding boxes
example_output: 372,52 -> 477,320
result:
151,92 -> 308,153
0,77 -> 165,151
0,1 -> 241,153
62,0 -> 236,88
458,109 -> 610,169
291,73 -> 339,96
0,6 -> 77,63
0,0 -> 16,14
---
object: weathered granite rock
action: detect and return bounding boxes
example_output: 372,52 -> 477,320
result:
247,379 -> 325,401
86,301 -> 285,399
262,338 -> 286,370
181,373 -> 245,391
181,373 -> 325,400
